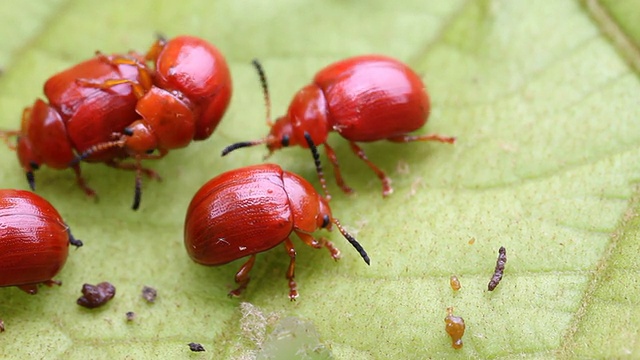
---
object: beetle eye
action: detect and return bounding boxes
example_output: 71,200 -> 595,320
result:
321,215 -> 330,228
281,135 -> 290,147
29,161 -> 40,170
123,128 -> 134,136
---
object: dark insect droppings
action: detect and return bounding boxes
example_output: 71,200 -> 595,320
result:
142,285 -> 158,303
188,343 -> 206,352
488,246 -> 507,291
76,282 -> 116,309
126,311 -> 136,321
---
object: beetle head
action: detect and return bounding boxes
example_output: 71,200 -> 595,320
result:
121,121 -> 158,156
265,116 -> 297,152
317,196 -> 333,230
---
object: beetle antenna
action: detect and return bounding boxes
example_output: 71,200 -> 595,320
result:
70,140 -> 125,167
221,139 -> 267,156
333,218 -> 370,265
26,171 -> 36,190
303,132 -> 330,200
67,228 -> 83,248
252,59 -> 273,126
132,156 -> 142,210
154,32 -> 167,43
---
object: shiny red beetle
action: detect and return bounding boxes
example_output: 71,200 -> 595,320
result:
0,35 -> 232,209
184,164 -> 370,300
0,189 -> 83,294
222,56 -> 455,197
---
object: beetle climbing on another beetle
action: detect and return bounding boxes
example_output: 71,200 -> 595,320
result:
222,56 -> 455,197
0,189 -> 83,294
0,35 -> 232,210
184,143 -> 369,300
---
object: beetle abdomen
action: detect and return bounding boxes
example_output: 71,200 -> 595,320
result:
316,56 -> 430,142
184,165 -> 293,265
45,57 -> 140,162
154,36 -> 232,140
0,190 -> 70,287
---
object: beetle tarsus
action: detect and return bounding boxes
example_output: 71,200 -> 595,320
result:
229,255 -> 256,297
348,141 -> 394,197
67,228 -> 84,248
288,280 -> 298,301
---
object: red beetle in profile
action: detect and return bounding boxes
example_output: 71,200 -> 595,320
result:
222,55 -> 455,197
0,189 -> 83,294
0,35 -> 232,209
184,162 -> 370,300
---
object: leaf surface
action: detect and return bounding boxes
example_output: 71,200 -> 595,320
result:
0,0 -> 639,358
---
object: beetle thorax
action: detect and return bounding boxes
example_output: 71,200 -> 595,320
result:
286,84 -> 330,149
266,116 -> 295,152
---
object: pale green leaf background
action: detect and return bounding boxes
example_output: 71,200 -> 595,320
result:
0,0 -> 639,359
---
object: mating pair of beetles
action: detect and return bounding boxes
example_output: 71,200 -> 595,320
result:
0,35 -> 455,299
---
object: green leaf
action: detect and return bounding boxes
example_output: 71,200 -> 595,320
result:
1,0 -> 639,358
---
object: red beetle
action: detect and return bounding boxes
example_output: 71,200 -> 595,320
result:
0,189 -> 83,294
0,35 -> 232,209
184,163 -> 369,300
222,56 -> 455,197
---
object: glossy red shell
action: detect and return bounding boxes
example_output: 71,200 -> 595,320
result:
184,164 -> 325,265
7,36 -> 232,204
0,189 -> 71,288
19,35 -> 232,168
288,55 -> 430,145
153,35 -> 232,141
21,57 -> 140,165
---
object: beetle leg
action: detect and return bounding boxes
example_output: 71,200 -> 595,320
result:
16,280 -> 61,295
0,130 -> 19,150
323,143 -> 354,195
144,37 -> 167,63
295,231 -> 341,261
229,255 -> 256,298
76,78 -> 147,99
348,141 -> 393,196
138,148 -> 169,160
387,133 -> 456,144
71,164 -> 97,198
105,159 -> 162,181
284,238 -> 298,300
67,228 -> 84,248
92,52 -> 154,93
17,284 -> 39,295
42,279 -> 62,287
